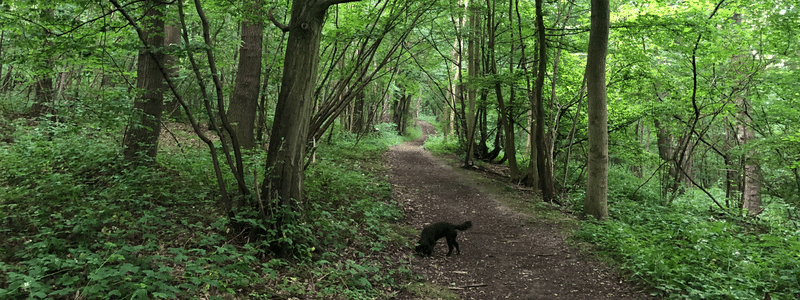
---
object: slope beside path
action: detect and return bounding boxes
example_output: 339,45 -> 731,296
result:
386,121 -> 652,300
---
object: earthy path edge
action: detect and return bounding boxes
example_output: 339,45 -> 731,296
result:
386,122 -> 654,300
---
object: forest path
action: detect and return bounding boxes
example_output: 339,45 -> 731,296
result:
386,121 -> 651,300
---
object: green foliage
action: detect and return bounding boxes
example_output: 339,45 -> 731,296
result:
0,120 -> 257,299
424,134 -> 463,156
246,124 -> 413,298
0,119 -> 414,299
577,195 -> 800,299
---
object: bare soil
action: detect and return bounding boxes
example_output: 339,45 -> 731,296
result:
387,122 -> 652,300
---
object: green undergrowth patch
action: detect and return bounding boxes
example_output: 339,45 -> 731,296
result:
423,134 -> 462,156
0,120 -> 416,299
576,169 -> 800,299
404,282 -> 459,300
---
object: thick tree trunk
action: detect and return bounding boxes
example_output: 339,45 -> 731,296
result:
584,0 -> 610,220
32,69 -> 54,118
32,12 -> 55,118
262,0 -> 360,257
123,0 -> 165,162
229,0 -> 263,150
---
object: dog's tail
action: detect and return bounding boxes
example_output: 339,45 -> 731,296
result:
455,221 -> 472,231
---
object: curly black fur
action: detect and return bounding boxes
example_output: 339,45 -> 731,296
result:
415,221 -> 472,257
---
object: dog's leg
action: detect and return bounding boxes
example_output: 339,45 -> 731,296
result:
445,233 -> 457,256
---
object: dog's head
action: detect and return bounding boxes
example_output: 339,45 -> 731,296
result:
415,243 -> 432,257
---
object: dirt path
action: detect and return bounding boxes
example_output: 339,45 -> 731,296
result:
386,122 -> 651,300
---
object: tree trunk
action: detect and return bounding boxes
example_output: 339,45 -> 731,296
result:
32,68 -> 54,118
487,0 -> 518,178
31,11 -> 55,118
262,0 -> 360,257
352,89 -> 365,133
563,77 -> 586,185
393,91 -> 412,135
123,0 -> 165,162
584,0 -> 610,220
737,96 -> 762,215
163,24 -> 183,119
1,65 -> 13,92
228,0 -> 264,150
463,2 -> 479,167
514,0 -> 538,189
534,0 -> 556,201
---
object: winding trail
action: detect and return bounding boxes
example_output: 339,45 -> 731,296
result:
386,122 -> 651,300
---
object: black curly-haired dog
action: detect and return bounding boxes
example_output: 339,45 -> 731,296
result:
415,221 -> 472,257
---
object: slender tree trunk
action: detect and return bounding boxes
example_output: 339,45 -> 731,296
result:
0,30 -> 3,89
1,65 -> 13,92
163,24 -> 183,119
464,2 -> 479,167
654,117 -> 678,201
486,0 -> 518,178
123,0 -> 165,162
514,0 -> 538,189
534,0 -> 556,201
584,0 -> 610,220
563,78 -> 586,185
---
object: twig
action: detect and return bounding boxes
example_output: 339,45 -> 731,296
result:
448,283 -> 487,290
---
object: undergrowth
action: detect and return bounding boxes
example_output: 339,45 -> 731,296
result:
0,119 -> 415,299
576,167 -> 800,299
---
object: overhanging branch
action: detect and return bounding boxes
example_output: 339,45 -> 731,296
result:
267,8 -> 289,32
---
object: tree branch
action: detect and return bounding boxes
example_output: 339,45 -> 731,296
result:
318,0 -> 362,9
266,8 -> 289,32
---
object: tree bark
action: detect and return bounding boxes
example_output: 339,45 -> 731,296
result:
534,0 -> 556,201
228,0 -> 264,149
514,0 -> 538,189
31,10 -> 55,118
32,68 -> 54,118
163,24 -> 183,119
488,0 -> 519,178
262,0 -> 361,257
123,0 -> 165,162
584,0 -> 610,220
1,65 -> 13,92
463,2 -> 479,167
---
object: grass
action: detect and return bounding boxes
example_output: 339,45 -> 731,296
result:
404,282 -> 460,300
